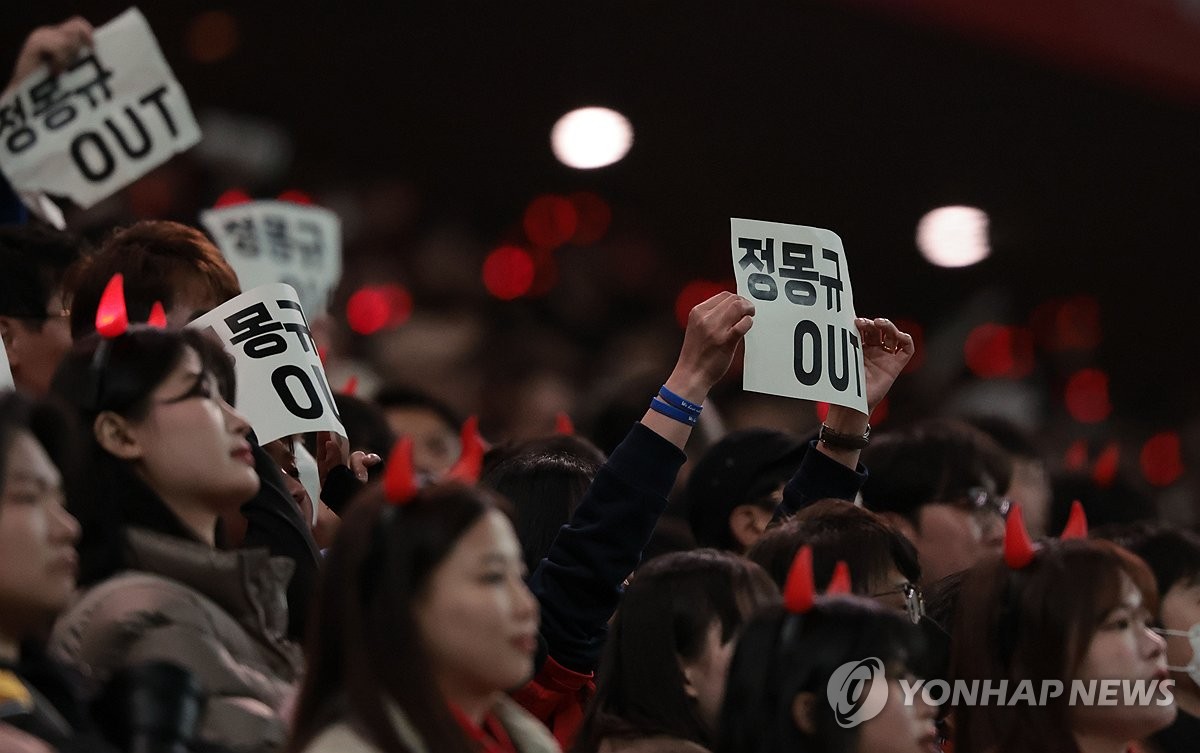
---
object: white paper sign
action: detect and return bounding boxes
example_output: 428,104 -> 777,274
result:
189,283 -> 346,443
731,218 -> 867,415
200,201 -> 342,318
0,8 -> 202,209
0,338 -> 13,391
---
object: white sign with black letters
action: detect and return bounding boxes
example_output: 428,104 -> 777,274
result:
0,338 -> 13,391
731,218 -> 867,415
0,7 -> 201,209
189,283 -> 346,443
200,201 -> 342,318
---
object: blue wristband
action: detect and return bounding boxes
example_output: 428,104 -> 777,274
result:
658,385 -> 703,416
650,397 -> 698,426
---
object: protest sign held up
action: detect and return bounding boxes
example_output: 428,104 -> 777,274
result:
200,199 -> 343,318
190,283 -> 346,444
731,217 -> 867,415
0,7 -> 201,209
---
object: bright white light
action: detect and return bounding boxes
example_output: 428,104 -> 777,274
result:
916,206 -> 991,268
550,107 -> 634,169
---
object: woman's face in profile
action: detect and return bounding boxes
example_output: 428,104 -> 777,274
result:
0,430 -> 79,635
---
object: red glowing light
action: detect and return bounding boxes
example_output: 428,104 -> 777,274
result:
674,280 -> 728,329
1140,432 -> 1184,487
277,189 -> 314,205
95,274 -> 129,339
346,284 -> 412,335
214,188 -> 252,207
147,301 -> 167,329
1064,440 -> 1089,471
483,246 -> 536,300
568,192 -> 612,245
964,323 -> 1034,379
1065,369 -> 1111,424
894,319 -> 924,374
871,397 -> 889,425
341,376 -> 359,396
815,402 -> 831,422
1092,442 -> 1120,488
523,195 -> 578,249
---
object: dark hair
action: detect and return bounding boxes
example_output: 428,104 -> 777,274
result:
950,539 -> 1159,753
860,419 -> 1013,525
1099,523 -> 1200,605
482,435 -> 605,574
572,549 -> 780,752
288,483 -> 508,753
65,221 -> 240,338
966,415 -> 1040,460
332,393 -> 396,460
0,391 -> 81,500
686,429 -> 806,551
374,385 -> 461,434
49,327 -> 233,585
748,499 -> 921,592
0,224 -> 85,323
714,597 -> 925,753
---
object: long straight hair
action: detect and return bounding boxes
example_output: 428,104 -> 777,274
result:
572,549 -> 779,752
950,539 -> 1158,753
50,328 -> 233,585
287,483 -> 506,753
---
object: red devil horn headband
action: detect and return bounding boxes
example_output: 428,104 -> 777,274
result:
783,547 -> 854,614
444,416 -> 484,483
383,437 -> 418,506
1060,500 -> 1088,540
1003,504 -> 1037,569
95,274 -> 129,339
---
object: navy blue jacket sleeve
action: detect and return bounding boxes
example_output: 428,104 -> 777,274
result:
774,439 -> 868,521
528,421 -> 686,674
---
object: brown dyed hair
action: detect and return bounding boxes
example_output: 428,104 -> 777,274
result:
950,539 -> 1158,753
748,499 -> 921,592
287,483 -> 511,753
65,220 -> 240,338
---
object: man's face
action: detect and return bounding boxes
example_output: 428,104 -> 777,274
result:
0,289 -> 73,396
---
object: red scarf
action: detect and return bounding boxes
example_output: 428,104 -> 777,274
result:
450,704 -> 519,753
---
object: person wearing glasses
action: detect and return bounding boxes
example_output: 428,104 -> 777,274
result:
47,325 -> 302,753
1100,524 -> 1200,753
0,225 -> 85,397
747,500 -> 925,625
859,419 -> 1014,586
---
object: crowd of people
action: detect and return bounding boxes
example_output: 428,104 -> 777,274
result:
1,15 -> 1198,753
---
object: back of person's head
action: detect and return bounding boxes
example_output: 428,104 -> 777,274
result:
686,429 -> 806,552
289,482 -> 515,753
0,224 -> 87,395
65,221 -> 240,338
715,597 -> 927,753
50,327 -> 253,585
1099,524 -> 1200,602
1049,473 -> 1157,532
0,223 -> 84,320
860,419 -> 1012,524
574,549 -> 780,752
951,537 -> 1168,753
482,434 -> 605,573
748,500 -> 921,612
333,393 -> 395,459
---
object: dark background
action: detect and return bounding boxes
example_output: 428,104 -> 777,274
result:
5,2 -> 1199,516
